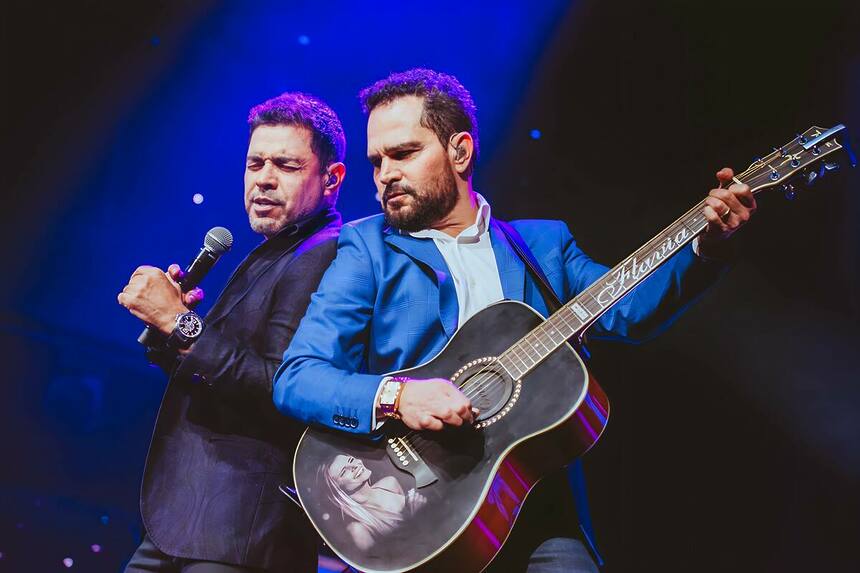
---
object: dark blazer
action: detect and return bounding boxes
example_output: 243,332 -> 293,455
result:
140,209 -> 341,571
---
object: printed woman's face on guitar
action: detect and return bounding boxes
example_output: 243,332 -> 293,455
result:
329,454 -> 372,493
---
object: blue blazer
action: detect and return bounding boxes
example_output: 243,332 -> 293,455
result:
273,214 -> 724,434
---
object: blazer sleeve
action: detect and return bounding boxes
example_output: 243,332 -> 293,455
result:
174,238 -> 337,407
273,224 -> 384,435
557,222 -> 730,343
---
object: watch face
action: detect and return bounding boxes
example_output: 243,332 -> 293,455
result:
380,380 -> 400,405
177,313 -> 203,338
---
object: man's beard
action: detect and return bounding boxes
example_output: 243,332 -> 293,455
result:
382,166 -> 459,233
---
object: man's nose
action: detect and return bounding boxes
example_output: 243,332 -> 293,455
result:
378,158 -> 401,186
256,161 -> 278,189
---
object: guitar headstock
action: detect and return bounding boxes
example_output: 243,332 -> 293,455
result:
739,124 -> 856,199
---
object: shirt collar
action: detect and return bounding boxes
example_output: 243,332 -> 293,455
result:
409,193 -> 492,242
258,206 -> 340,251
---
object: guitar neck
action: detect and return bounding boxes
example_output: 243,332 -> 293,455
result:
494,123 -> 849,382
496,197 -> 711,380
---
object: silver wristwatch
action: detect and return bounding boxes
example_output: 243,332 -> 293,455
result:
166,311 -> 205,349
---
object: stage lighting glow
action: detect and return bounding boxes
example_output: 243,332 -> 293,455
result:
91,544 -> 102,553
193,193 -> 204,204
100,515 -> 109,525
297,34 -> 310,45
63,557 -> 73,568
530,129 -> 542,140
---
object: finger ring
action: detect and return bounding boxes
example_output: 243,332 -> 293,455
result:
720,207 -> 731,220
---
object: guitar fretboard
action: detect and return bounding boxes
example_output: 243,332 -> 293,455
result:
496,201 -> 711,380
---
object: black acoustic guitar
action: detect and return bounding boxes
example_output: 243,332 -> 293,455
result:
292,125 -> 853,573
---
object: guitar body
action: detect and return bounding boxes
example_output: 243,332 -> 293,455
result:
293,300 -> 609,573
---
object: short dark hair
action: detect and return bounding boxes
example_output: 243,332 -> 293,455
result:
359,68 -> 479,165
247,92 -> 346,170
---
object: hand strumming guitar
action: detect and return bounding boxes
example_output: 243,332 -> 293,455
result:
393,378 -> 478,431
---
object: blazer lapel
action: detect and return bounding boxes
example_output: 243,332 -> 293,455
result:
490,219 -> 526,302
384,230 -> 459,339
203,247 -> 295,326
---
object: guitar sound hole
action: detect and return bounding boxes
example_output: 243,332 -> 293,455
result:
452,360 -> 514,422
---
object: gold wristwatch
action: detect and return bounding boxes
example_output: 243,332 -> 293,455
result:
378,376 -> 408,419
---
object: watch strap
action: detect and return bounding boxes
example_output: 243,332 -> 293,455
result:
378,376 -> 409,419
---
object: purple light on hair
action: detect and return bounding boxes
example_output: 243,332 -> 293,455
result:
247,92 -> 346,168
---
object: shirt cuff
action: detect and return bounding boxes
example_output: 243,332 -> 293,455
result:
691,236 -> 701,257
371,375 -> 391,431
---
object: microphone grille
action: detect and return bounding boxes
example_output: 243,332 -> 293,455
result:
204,226 -> 234,254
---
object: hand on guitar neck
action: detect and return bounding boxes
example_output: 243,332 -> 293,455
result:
384,378 -> 479,431
698,167 -> 757,257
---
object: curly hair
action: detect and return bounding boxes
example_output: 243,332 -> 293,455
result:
247,92 -> 346,171
359,68 -> 479,167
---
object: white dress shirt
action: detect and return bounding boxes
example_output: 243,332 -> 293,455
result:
409,193 -> 504,326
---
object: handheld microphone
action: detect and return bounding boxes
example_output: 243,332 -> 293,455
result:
137,226 -> 234,347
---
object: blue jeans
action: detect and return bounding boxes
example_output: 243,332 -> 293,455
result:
485,535 -> 599,573
527,537 -> 600,573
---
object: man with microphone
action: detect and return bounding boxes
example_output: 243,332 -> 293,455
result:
117,92 -> 346,573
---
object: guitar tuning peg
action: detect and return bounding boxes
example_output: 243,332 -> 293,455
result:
782,183 -> 797,201
804,169 -> 818,186
797,133 -> 807,144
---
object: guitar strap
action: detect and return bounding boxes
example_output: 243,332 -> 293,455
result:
496,220 -> 605,567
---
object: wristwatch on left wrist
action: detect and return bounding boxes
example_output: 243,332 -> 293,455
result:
166,311 -> 205,350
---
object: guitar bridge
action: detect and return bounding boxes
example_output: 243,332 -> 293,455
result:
386,436 -> 438,488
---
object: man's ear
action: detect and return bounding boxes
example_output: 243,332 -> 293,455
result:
323,162 -> 346,198
448,132 -> 474,175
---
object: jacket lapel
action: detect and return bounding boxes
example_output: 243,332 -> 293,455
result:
383,230 -> 459,339
203,246 -> 294,326
489,219 -> 526,302
204,213 -> 342,325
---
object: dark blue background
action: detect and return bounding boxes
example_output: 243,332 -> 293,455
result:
2,1 -> 858,571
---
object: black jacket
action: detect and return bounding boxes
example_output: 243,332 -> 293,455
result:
139,209 -> 341,570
